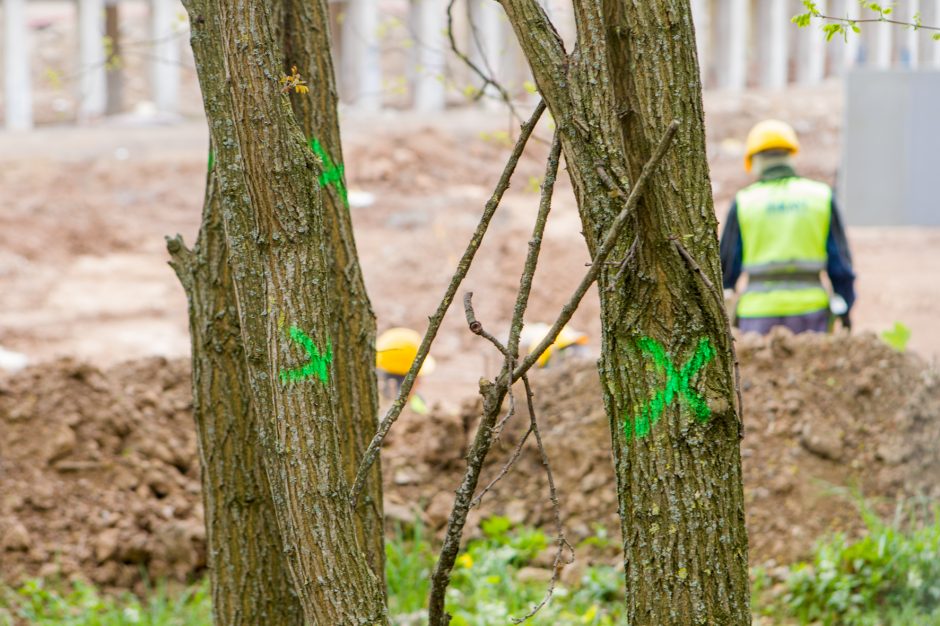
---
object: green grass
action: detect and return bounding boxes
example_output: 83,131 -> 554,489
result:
387,516 -> 624,625
758,499 -> 940,626
6,505 -> 940,626
0,578 -> 211,626
1,518 -> 622,626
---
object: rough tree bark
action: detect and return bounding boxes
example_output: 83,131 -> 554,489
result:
178,0 -> 387,623
167,180 -> 304,625
169,0 -> 384,620
274,0 -> 385,579
498,0 -> 750,623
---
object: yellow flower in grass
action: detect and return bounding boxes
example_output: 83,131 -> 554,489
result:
455,553 -> 473,569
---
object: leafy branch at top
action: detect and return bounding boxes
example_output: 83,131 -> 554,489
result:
794,1 -> 940,42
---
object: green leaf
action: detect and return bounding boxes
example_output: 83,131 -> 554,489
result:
823,23 -> 844,41
933,33 -> 940,41
881,322 -> 911,353
792,12 -> 813,27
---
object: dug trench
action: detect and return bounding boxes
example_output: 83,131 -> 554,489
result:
0,330 -> 937,591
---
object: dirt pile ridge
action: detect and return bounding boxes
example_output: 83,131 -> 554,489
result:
1,331 -> 938,589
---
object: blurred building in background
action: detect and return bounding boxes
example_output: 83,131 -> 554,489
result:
2,0 -> 940,131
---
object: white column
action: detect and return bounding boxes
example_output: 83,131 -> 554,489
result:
874,19 -> 893,68
720,0 -> 748,89
799,0 -> 826,83
690,0 -> 710,87
413,0 -> 446,111
4,0 -> 33,130
468,0 -> 502,106
905,0 -> 920,68
762,0 -> 789,89
842,0 -> 860,70
342,0 -> 382,110
150,0 -> 180,114
78,0 -> 107,119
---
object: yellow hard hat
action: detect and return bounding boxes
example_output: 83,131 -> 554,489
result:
744,120 -> 800,172
519,323 -> 589,368
376,327 -> 435,377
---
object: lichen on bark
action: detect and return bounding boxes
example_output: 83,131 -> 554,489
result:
498,0 -> 750,623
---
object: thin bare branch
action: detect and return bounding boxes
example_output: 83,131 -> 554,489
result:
350,101 -> 547,506
670,236 -> 744,439
427,130 -> 563,626
470,424 -> 533,508
507,132 -> 562,359
464,290 -> 519,440
606,236 -> 639,292
811,13 -> 940,32
464,291 -> 512,357
446,0 -> 523,123
512,374 -> 573,623
511,120 -> 681,383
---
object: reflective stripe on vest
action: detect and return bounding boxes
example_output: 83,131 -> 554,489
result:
736,177 -> 832,318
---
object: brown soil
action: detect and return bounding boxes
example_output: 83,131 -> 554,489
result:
2,331 -> 937,589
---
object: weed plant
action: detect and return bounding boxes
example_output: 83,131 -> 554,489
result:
767,499 -> 940,625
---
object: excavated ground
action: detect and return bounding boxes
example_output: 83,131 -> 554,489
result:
1,330 -> 937,590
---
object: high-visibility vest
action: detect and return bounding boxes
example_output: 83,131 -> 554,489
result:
736,177 -> 832,318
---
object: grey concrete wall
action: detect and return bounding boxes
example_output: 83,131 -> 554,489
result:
841,70 -> 940,226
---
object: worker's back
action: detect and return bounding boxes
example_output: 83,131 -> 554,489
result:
735,175 -> 832,319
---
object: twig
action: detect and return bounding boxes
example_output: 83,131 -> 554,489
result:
595,165 -> 626,198
512,374 -> 573,623
495,133 -> 560,439
349,101 -> 547,505
606,236 -> 639,293
427,130 -> 563,626
470,424 -> 533,508
464,292 -> 512,357
511,120 -> 680,384
507,132 -> 562,359
464,291 -> 518,440
670,236 -> 744,439
811,13 -> 940,32
446,0 -> 524,124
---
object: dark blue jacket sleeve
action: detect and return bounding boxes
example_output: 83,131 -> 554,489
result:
826,198 -> 856,311
719,201 -> 743,290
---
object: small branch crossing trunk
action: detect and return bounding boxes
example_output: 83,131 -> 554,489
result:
498,0 -> 751,623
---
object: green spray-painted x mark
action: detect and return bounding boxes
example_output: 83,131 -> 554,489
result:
624,337 -> 715,441
279,326 -> 333,385
309,138 -> 349,207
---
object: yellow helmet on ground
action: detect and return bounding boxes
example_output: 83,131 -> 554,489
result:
519,323 -> 589,368
376,327 -> 436,376
744,119 -> 800,172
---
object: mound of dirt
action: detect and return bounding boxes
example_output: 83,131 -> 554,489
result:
385,329 -> 940,568
1,331 -> 938,589
0,358 -> 203,590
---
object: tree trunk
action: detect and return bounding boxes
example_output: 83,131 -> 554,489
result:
275,0 -> 385,580
168,179 -> 304,626
181,0 -> 387,623
498,0 -> 750,623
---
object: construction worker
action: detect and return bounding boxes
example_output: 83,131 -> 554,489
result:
518,323 -> 589,368
376,327 -> 435,414
719,120 -> 856,335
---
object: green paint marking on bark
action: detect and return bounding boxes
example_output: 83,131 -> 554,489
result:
624,337 -> 715,441
308,138 -> 348,207
279,326 -> 333,385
